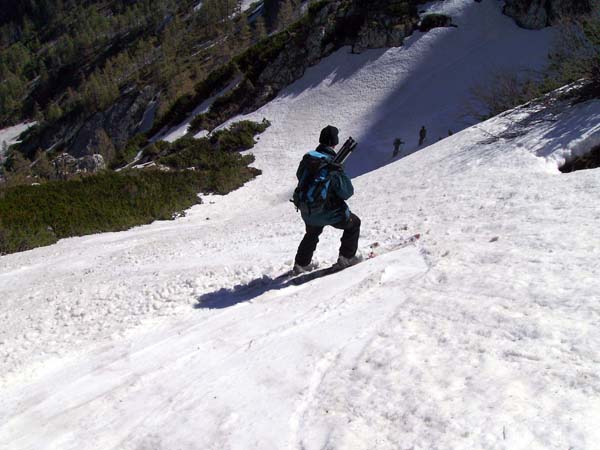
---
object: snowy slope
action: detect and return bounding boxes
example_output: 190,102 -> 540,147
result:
0,123 -> 34,160
2,0 -> 600,448
201,0 -> 555,177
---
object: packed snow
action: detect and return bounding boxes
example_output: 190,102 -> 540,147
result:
1,0 -> 599,449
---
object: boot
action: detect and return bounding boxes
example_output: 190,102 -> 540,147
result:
335,254 -> 361,269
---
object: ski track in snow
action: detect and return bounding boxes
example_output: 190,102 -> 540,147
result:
2,0 -> 600,448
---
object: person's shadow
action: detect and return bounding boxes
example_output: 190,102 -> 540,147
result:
195,266 -> 336,309
194,274 -> 290,309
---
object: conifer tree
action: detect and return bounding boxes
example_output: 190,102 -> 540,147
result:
95,128 -> 116,163
277,0 -> 294,30
254,15 -> 267,41
5,149 -> 31,176
32,102 -> 44,123
238,16 -> 252,48
46,102 -> 63,122
32,149 -> 54,179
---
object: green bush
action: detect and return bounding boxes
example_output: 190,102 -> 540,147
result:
142,140 -> 170,159
189,78 -> 258,133
111,133 -> 149,169
158,120 -> 270,169
210,120 -> 271,152
0,167 -> 258,255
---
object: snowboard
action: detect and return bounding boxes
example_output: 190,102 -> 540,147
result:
288,233 -> 421,286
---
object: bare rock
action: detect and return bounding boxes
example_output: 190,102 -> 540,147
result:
69,86 -> 156,161
53,153 -> 106,178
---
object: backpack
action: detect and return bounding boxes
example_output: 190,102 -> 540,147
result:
292,151 -> 335,216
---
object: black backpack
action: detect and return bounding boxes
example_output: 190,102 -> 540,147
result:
292,151 -> 334,216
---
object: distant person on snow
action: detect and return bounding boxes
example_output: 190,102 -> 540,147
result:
392,137 -> 404,158
292,125 -> 361,274
419,125 -> 427,146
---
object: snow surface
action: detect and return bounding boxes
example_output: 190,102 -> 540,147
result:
240,0 -> 258,12
0,123 -> 34,160
2,0 -> 600,448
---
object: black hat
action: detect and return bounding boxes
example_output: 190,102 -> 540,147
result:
319,125 -> 339,147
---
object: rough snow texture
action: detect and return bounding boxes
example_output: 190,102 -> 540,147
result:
2,1 -> 599,449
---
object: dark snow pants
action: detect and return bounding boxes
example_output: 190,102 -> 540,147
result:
294,213 -> 361,267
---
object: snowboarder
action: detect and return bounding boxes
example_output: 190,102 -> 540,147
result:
392,137 -> 404,158
419,126 -> 427,146
293,125 -> 361,274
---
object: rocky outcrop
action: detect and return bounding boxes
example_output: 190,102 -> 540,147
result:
352,5 -> 417,53
53,153 -> 106,178
353,19 -> 413,53
504,0 -> 592,29
69,86 -> 156,159
20,85 -> 158,165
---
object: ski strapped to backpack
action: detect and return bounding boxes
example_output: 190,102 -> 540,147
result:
333,137 -> 357,165
292,137 -> 358,215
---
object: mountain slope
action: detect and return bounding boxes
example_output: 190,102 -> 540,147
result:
1,0 -> 600,448
2,83 -> 599,450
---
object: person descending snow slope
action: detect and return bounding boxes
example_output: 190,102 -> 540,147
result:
292,125 -> 361,274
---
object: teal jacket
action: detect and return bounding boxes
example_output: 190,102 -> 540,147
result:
296,145 -> 354,227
